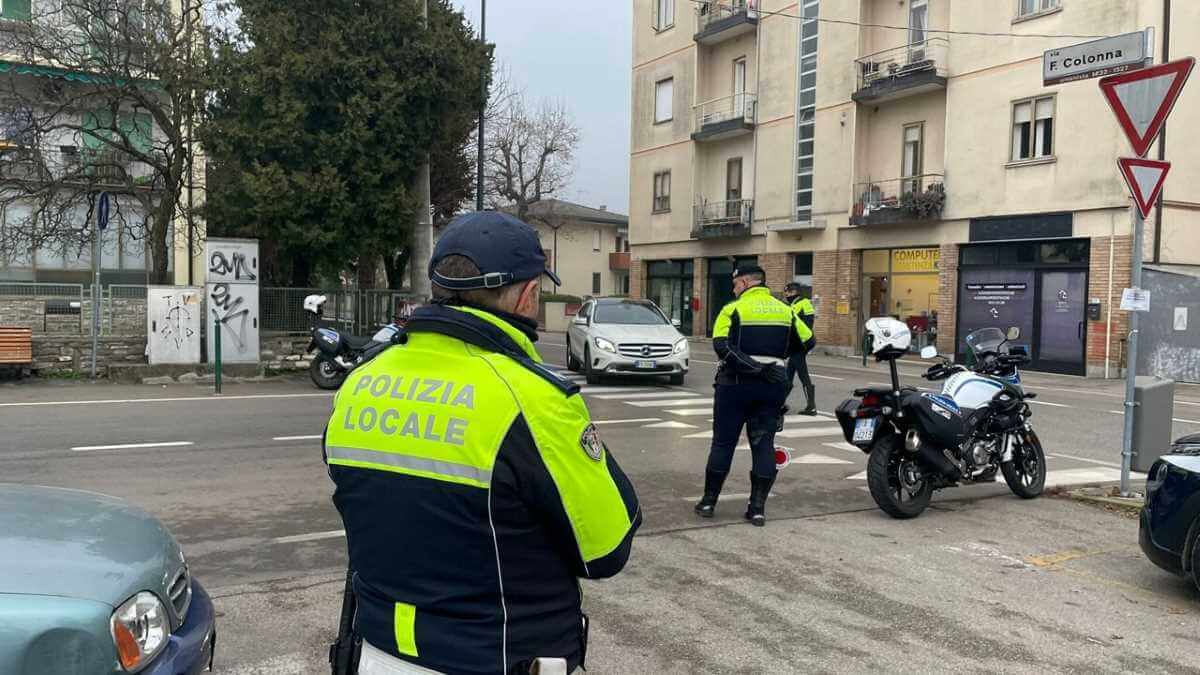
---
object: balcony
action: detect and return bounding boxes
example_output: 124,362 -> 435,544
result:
852,39 -> 948,104
693,199 -> 753,239
692,93 -> 756,142
694,0 -> 758,45
851,175 -> 945,226
609,251 -> 630,271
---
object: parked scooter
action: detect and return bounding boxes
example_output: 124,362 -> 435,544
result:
836,318 -> 1045,519
303,294 -> 408,390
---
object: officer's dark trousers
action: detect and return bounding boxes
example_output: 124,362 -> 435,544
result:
706,378 -> 790,477
787,352 -> 812,389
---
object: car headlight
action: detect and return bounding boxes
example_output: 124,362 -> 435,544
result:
111,591 -> 170,672
673,338 -> 688,355
594,337 -> 617,353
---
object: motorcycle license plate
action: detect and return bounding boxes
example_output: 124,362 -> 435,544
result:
634,360 -> 657,370
853,417 -> 878,443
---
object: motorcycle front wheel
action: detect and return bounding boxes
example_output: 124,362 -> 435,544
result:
310,354 -> 348,390
866,433 -> 933,519
1001,429 -> 1046,499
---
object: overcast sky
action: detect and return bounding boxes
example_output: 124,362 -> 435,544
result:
454,1 -> 632,216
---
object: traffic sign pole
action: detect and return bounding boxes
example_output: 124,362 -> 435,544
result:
1120,204 -> 1144,496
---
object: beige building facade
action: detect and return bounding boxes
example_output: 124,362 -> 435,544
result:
629,0 -> 1200,377
518,200 -> 631,300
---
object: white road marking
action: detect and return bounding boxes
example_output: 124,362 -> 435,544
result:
680,492 -> 776,502
643,420 -> 697,429
1112,409 -> 1200,425
1042,468 -> 1145,487
273,435 -> 323,442
665,408 -> 715,416
628,397 -> 714,408
72,441 -> 194,452
273,529 -> 345,544
0,392 -> 331,408
809,374 -> 845,381
782,414 -> 834,424
775,427 -> 845,439
823,442 -> 861,453
846,471 -> 868,480
793,453 -> 854,465
1177,400 -> 1200,407
580,386 -> 657,395
1028,400 -> 1071,408
593,418 -> 661,425
1048,453 -> 1122,468
541,342 -> 567,347
592,391 -> 699,400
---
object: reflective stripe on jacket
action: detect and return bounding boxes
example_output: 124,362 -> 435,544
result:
324,304 -> 640,674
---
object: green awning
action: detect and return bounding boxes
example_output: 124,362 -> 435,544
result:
0,59 -> 158,89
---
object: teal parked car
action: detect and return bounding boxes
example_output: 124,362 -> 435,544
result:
0,484 -> 215,674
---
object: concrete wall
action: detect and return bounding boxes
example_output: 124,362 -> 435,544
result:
1138,267 -> 1200,383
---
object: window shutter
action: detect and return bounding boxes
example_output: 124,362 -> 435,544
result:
1035,97 -> 1054,120
655,79 -> 673,123
1013,102 -> 1032,124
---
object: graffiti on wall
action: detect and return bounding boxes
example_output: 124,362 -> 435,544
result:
205,238 -> 260,363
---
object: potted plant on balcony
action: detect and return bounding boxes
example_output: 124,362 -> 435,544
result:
901,182 -> 945,220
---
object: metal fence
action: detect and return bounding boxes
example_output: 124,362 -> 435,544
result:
0,282 -> 419,337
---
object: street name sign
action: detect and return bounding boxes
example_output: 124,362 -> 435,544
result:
1117,157 -> 1171,219
1044,31 -> 1148,86
1100,58 -> 1195,157
1121,287 -> 1150,313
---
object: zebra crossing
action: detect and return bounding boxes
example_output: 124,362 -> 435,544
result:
548,366 -> 857,466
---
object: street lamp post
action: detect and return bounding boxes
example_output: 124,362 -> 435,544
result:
476,0 -> 486,211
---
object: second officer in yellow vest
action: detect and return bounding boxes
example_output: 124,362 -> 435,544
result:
325,212 -> 640,674
694,266 -> 813,526
784,282 -> 818,415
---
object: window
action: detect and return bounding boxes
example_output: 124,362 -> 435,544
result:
726,158 -> 743,216
908,0 -> 927,46
902,123 -> 923,194
654,78 -> 673,124
0,0 -> 32,22
1012,96 -> 1055,162
795,0 -> 819,222
792,252 -> 814,299
592,228 -> 601,252
1018,0 -> 1059,18
653,170 -> 671,213
654,0 -> 674,31
592,273 -> 602,295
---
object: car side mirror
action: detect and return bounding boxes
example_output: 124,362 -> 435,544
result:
1007,326 -> 1021,341
920,346 -> 938,359
671,318 -> 682,328
573,316 -> 588,325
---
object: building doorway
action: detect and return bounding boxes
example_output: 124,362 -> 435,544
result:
646,259 -> 694,335
860,248 -> 941,350
956,240 -> 1089,375
707,256 -> 757,335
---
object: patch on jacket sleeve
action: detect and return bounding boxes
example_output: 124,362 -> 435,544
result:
580,423 -> 604,461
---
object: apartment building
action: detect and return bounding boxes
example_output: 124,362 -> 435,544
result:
629,0 -> 1199,377
516,199 -> 631,299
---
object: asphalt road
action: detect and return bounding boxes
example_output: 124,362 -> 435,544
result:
2,337 -> 1199,673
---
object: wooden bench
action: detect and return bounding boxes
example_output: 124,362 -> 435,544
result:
0,326 -> 33,368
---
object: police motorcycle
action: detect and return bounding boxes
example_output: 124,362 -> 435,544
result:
304,294 -> 404,390
836,318 -> 1045,519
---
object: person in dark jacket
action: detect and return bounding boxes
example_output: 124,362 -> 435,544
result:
325,212 -> 640,674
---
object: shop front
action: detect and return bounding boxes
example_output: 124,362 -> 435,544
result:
860,247 -> 941,350
706,256 -> 758,336
645,259 -> 695,336
955,239 -> 1089,375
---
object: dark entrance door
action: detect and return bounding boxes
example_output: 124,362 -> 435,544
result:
646,260 -> 694,335
1035,270 -> 1087,374
707,256 -> 757,335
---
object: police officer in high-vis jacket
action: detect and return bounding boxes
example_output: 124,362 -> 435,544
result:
324,211 -> 641,674
694,266 -> 813,526
784,282 -> 817,416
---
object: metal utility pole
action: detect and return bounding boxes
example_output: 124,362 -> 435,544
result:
411,0 -> 433,299
476,0 -> 486,211
1120,206 -> 1144,495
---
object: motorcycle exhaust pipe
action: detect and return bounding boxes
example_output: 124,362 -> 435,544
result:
907,431 -> 962,479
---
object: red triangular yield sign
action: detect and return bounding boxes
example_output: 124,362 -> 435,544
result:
1100,58 -> 1194,157
1117,158 -> 1171,219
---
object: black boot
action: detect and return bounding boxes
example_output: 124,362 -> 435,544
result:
802,384 -> 817,415
744,472 -> 777,527
694,470 -> 728,518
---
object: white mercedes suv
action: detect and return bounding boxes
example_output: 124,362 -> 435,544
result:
566,297 -> 690,385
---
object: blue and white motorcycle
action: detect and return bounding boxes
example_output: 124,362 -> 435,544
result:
837,321 -> 1045,519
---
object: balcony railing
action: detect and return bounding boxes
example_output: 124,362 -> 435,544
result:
692,93 -> 756,142
853,38 -> 949,103
694,0 -> 758,44
851,175 -> 945,226
609,251 -> 630,271
693,198 -> 753,238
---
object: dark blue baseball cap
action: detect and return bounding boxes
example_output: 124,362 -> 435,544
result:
429,211 -> 562,290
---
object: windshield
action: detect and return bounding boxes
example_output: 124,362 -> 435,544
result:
593,302 -> 667,326
965,328 -> 1006,355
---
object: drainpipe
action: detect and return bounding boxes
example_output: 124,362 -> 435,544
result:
1152,0 -> 1170,263
1105,213 -> 1115,379
751,10 -> 762,238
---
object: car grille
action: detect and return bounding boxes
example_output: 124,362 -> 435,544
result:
168,565 -> 192,624
618,343 -> 673,358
